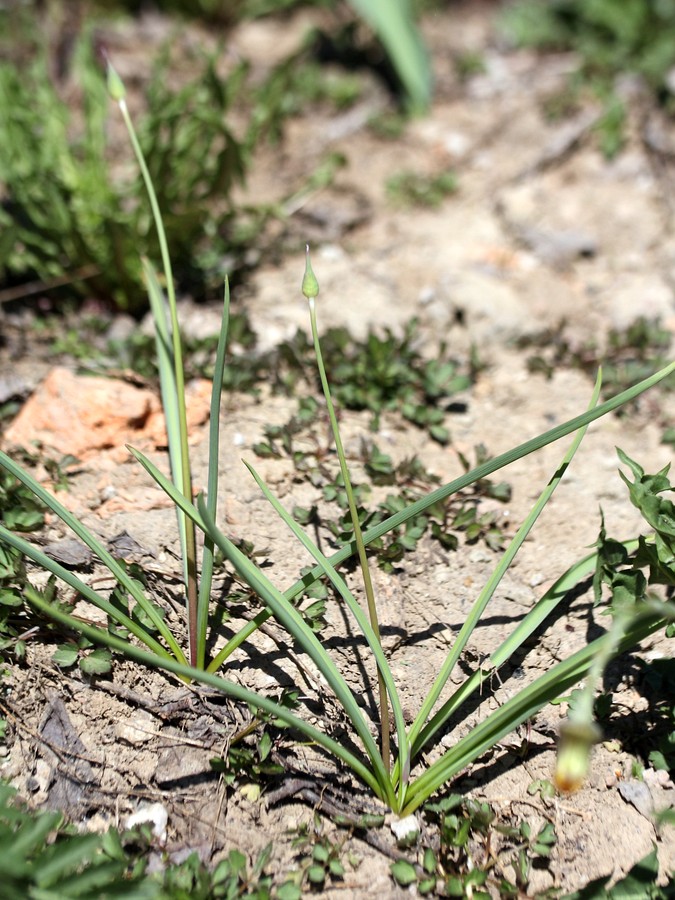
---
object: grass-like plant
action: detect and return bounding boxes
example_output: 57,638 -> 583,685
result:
0,62 -> 674,816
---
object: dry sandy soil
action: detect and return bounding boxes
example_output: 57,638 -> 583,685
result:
2,2 -> 675,896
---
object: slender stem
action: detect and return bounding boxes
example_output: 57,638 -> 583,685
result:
308,296 -> 391,772
117,97 -> 199,665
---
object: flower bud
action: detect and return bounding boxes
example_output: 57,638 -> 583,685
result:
301,244 -> 319,300
554,718 -> 602,793
106,59 -> 126,102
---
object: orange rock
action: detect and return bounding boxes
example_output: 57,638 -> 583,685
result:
3,367 -> 211,460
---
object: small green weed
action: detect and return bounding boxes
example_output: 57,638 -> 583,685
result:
520,317 -> 675,430
390,795 -> 557,897
639,657 -> 675,777
321,445 -> 509,572
386,170 -> 458,208
3,60 -> 674,827
560,847 -> 671,899
251,319 -> 472,444
0,22 -> 359,314
501,0 -> 675,158
0,782 -> 151,899
211,726 -> 285,800
368,110 -> 408,139
454,50 -> 487,81
502,0 -> 675,95
0,464 -> 47,664
552,448 -> 675,794
52,639 -> 113,677
0,780 -> 283,899
0,465 -> 46,535
287,813 -> 357,893
0,32 -> 248,312
276,319 -> 473,443
161,843 -> 277,899
257,385 -> 510,570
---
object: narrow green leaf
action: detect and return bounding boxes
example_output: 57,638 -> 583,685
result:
196,495 -> 394,806
197,277 -> 230,669
242,460 -> 409,791
0,451 -> 185,664
346,0 -> 432,111
119,92 -> 197,666
281,362 -> 675,599
24,586 -> 383,800
199,364 -> 675,679
406,374 -> 602,760
0,526 -> 174,662
402,605 -> 668,812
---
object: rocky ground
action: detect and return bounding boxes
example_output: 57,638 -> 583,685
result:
1,2 -> 675,895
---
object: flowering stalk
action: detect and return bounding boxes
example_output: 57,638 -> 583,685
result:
302,247 -> 391,772
107,58 -> 199,666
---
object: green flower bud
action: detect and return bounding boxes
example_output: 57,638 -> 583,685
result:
554,718 -> 602,793
106,59 -> 126,102
301,244 -> 319,300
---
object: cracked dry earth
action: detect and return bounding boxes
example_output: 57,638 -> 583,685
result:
2,2 -> 675,895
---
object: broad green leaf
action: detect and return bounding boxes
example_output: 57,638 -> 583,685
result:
79,649 -> 112,676
390,860 -> 417,886
52,645 -> 79,668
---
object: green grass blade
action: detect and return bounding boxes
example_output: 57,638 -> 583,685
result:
282,361 -> 675,597
142,258 -> 186,563
402,605 -> 669,813
405,374 -> 602,758
126,447 -> 207,532
24,586 -> 384,799
196,278 -> 230,669
0,526 -> 174,660
306,272 -> 391,772
0,449 -> 186,663
410,542 -> 640,756
137,364 -> 675,662
243,459 -> 410,793
116,87 -> 198,666
196,494 -> 395,806
207,608 -> 270,674
346,0 -> 432,111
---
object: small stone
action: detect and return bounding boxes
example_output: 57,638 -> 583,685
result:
618,780 -> 654,821
390,813 -> 420,844
116,711 -> 155,746
125,802 -> 168,843
3,367 -> 211,459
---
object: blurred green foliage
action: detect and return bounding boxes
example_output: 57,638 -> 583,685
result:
0,32 -> 252,312
106,0 -> 432,110
502,0 -> 675,156
0,0 -> 431,312
503,0 -> 675,92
